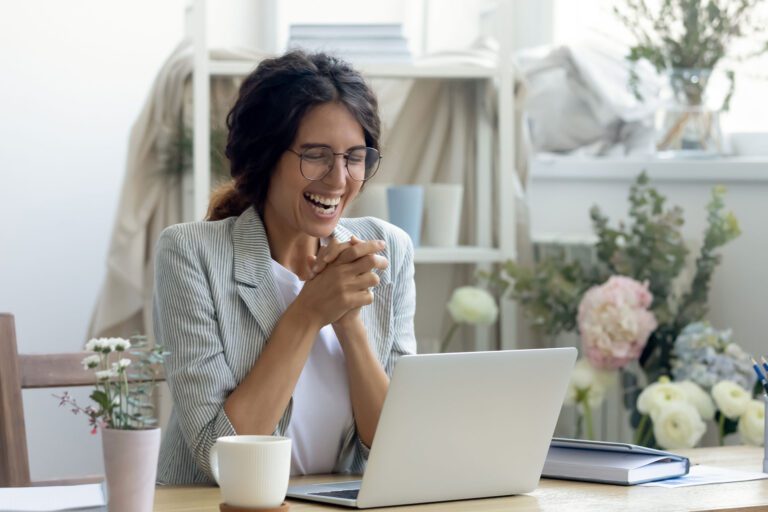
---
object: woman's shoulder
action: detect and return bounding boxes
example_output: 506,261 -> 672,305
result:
157,217 -> 238,251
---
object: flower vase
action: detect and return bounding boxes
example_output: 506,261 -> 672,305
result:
102,427 -> 161,512
656,68 -> 723,157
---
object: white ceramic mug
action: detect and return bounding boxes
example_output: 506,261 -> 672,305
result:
209,435 -> 291,508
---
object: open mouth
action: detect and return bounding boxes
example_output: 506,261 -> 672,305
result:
304,192 -> 341,216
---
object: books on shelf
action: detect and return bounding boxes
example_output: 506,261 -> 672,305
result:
287,23 -> 412,64
542,438 -> 690,485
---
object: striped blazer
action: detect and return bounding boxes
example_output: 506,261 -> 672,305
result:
154,207 -> 417,484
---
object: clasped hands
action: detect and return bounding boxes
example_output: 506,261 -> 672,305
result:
294,235 -> 388,337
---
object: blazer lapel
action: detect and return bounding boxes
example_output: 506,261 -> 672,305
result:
232,207 -> 282,338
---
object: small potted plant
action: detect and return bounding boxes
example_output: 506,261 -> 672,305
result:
55,335 -> 167,512
614,0 -> 768,155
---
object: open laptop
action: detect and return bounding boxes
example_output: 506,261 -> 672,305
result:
287,347 -> 577,508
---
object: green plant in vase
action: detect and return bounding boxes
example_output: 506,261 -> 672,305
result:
613,0 -> 768,154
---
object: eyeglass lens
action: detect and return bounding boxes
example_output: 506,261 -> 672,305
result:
300,147 -> 379,181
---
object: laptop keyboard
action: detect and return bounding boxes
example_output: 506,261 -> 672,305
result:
310,489 -> 360,500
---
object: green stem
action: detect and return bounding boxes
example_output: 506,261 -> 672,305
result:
439,323 -> 460,353
718,413 -> 726,446
583,402 -> 595,441
634,414 -> 649,445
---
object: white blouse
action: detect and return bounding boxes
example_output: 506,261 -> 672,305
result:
270,259 -> 355,475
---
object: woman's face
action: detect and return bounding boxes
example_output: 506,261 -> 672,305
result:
264,101 -> 366,240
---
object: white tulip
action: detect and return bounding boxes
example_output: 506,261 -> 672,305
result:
738,399 -> 765,446
711,381 -> 750,420
446,287 -> 498,325
678,380 -> 716,421
652,401 -> 707,450
637,378 -> 687,417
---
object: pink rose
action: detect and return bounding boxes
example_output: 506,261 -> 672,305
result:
577,276 -> 657,370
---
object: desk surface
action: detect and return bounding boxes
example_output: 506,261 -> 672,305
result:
154,446 -> 768,512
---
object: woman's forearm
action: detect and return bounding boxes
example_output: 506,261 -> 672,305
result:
336,320 -> 390,447
223,303 -> 321,435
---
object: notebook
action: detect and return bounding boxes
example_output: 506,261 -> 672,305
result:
542,438 -> 690,485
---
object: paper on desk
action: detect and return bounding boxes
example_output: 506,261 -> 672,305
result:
0,483 -> 105,511
640,465 -> 768,488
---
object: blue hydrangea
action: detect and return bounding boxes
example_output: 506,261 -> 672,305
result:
671,322 -> 756,392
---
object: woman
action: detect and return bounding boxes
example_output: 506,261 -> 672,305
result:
154,51 -> 417,485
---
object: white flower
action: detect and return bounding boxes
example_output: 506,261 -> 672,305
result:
677,380 -> 716,421
711,381 -> 750,420
738,399 -> 765,446
80,354 -> 101,370
637,378 -> 687,417
652,401 -> 707,450
446,287 -> 498,325
84,338 -> 111,353
564,358 -> 614,409
116,358 -> 131,369
95,370 -> 116,381
109,338 -> 131,352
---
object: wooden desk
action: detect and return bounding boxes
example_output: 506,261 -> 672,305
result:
154,446 -> 768,511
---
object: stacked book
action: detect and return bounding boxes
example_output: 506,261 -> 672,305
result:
287,23 -> 412,64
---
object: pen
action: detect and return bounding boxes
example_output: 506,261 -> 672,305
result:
751,358 -> 768,395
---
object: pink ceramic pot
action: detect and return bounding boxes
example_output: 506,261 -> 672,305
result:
102,427 -> 161,512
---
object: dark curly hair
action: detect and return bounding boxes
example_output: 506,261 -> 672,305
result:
206,51 -> 381,221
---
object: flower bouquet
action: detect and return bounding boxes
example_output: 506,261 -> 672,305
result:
489,172 -> 745,446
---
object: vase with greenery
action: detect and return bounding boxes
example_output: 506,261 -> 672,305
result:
614,0 -> 768,154
55,335 -> 167,512
486,172 -> 741,446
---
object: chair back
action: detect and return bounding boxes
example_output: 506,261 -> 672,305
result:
0,313 -> 164,487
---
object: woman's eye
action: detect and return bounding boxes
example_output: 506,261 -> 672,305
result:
303,150 -> 326,161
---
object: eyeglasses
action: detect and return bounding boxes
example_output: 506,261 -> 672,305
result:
287,146 -> 381,182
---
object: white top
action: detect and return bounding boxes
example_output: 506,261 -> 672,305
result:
270,260 -> 355,475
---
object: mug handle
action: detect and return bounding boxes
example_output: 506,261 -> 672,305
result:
209,443 -> 220,485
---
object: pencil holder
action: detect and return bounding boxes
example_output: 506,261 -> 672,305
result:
763,395 -> 767,474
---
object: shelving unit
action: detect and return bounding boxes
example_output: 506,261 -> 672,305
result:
185,0 -> 518,350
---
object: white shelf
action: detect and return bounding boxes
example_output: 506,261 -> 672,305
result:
531,155 -> 768,183
414,247 -> 507,264
209,59 -> 496,79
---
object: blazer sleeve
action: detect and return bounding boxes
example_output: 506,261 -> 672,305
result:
384,227 -> 418,376
153,226 -> 237,478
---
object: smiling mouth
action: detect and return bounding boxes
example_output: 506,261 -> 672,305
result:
304,192 -> 341,215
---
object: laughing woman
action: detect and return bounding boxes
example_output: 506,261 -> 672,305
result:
153,51 -> 417,484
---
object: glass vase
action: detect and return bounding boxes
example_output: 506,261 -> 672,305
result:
656,68 -> 723,158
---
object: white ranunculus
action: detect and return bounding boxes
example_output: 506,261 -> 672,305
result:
652,401 -> 707,450
637,378 -> 687,417
565,359 -> 608,408
446,287 -> 498,325
711,380 -> 750,420
738,399 -> 765,446
678,380 -> 716,421
81,354 -> 101,370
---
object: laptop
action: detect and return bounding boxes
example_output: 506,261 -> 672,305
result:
287,347 -> 577,508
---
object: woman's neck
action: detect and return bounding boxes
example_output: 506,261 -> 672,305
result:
262,213 -> 317,279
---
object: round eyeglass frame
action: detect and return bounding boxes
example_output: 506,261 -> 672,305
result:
287,146 -> 382,182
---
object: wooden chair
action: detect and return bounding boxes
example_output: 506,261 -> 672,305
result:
0,312 -> 164,487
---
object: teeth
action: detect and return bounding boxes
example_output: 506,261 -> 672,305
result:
306,193 -> 341,207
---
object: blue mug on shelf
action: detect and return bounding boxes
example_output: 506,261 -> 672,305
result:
387,185 -> 424,247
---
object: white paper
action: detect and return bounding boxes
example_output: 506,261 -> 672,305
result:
0,483 -> 105,511
640,465 -> 768,488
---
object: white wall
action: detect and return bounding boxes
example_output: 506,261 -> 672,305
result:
0,0 -> 187,480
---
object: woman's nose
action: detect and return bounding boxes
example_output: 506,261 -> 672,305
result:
322,154 -> 348,185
